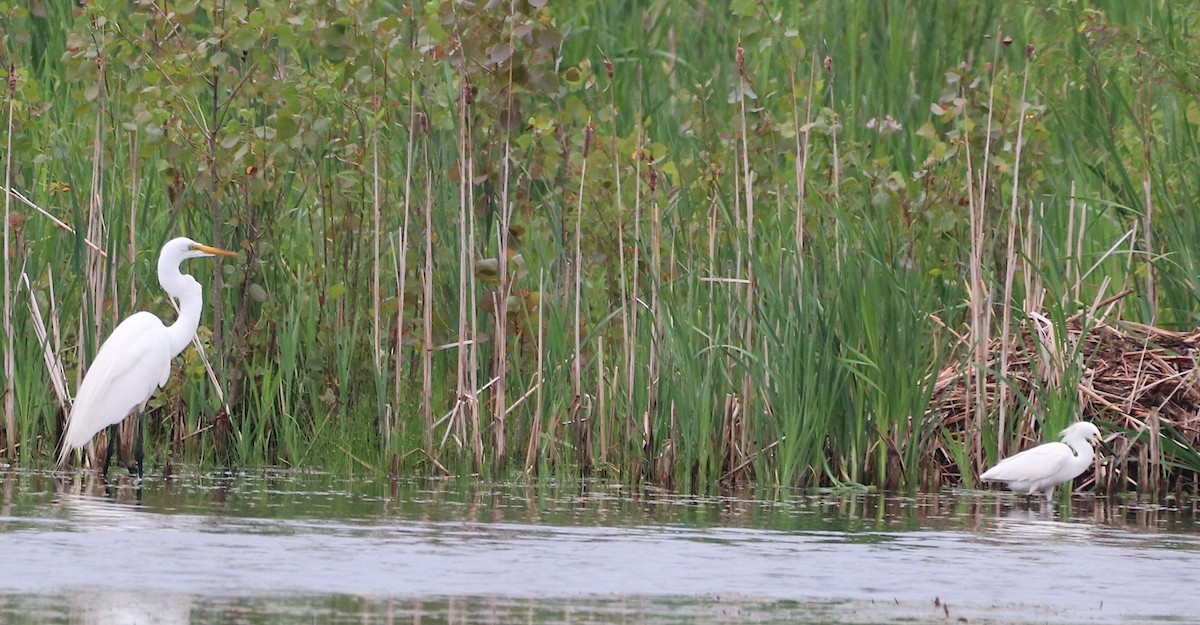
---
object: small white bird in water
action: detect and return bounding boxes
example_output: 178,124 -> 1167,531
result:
980,421 -> 1114,503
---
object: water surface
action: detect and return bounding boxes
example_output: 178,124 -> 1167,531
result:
1,469 -> 1197,624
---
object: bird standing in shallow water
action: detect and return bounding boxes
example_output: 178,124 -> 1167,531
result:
58,237 -> 239,479
980,421 -> 1114,503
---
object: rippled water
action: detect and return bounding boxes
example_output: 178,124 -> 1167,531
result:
1,469 -> 1198,624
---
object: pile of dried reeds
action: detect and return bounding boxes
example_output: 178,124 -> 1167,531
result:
927,312 -> 1200,498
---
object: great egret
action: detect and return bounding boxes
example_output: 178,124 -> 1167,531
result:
57,237 -> 239,478
980,421 -> 1115,503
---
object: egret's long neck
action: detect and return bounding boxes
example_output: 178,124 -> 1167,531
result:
159,255 -> 203,358
1067,438 -> 1095,462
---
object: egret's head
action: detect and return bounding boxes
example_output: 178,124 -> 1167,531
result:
155,237 -> 240,303
161,237 -> 240,263
1059,421 -> 1100,439
1060,421 -> 1114,454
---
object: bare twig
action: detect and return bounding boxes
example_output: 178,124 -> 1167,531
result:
2,187 -> 107,258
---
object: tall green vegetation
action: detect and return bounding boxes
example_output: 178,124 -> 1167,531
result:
1,1 -> 1199,493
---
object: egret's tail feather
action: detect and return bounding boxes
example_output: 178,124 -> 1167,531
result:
56,439 -> 76,469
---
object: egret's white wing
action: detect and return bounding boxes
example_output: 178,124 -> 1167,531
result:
60,312 -> 173,458
980,442 -> 1071,483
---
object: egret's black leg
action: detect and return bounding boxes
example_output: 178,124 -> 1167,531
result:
133,409 -> 145,481
101,423 -> 118,478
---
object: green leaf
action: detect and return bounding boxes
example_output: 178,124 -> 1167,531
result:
354,64 -> 373,84
275,115 -> 299,140
731,0 -> 757,17
488,43 -> 513,65
915,122 -> 938,141
1187,101 -> 1200,126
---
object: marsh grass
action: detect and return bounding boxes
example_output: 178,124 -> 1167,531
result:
2,1 -> 1200,494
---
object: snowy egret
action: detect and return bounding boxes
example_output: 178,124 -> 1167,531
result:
980,421 -> 1115,503
57,237 -> 239,478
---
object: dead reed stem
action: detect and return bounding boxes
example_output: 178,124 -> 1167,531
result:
997,51 -> 1032,456
421,139 -> 435,459
964,123 -> 985,471
571,120 -> 591,468
1136,42 -> 1156,317
524,269 -> 546,473
126,135 -> 139,313
22,272 -> 69,414
3,64 -> 16,459
735,40 -> 757,481
628,116 -> 644,472
453,98 -> 469,454
465,125 -> 481,469
597,335 -> 607,464
83,66 -> 109,466
648,158 -> 662,478
393,83 -> 416,452
823,54 -> 839,199
819,53 -> 843,271
1022,202 -> 1040,314
792,56 -> 816,256
493,28 -> 517,467
206,66 -> 227,386
451,77 -> 482,468
1070,188 -> 1090,309
604,55 -> 634,468
371,90 -> 383,378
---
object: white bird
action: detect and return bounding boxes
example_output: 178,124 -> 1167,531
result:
58,237 -> 239,478
980,421 -> 1114,503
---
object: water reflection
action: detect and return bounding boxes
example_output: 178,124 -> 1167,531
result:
1,468 -> 1198,624
69,590 -> 192,625
6,593 -> 980,625
0,467 -> 1196,534
2,467 -> 1197,534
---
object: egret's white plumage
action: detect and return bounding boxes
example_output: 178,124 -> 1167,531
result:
980,421 -> 1110,503
58,237 -> 238,472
